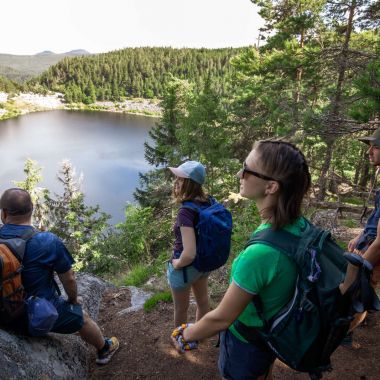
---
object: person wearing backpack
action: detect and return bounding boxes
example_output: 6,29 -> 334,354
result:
0,188 -> 119,365
167,160 -> 230,327
343,127 -> 380,289
339,127 -> 380,345
171,141 -> 311,380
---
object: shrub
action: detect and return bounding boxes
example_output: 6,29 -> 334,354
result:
144,291 -> 172,312
124,264 -> 152,286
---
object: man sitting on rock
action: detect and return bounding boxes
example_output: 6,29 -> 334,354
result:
0,188 -> 119,365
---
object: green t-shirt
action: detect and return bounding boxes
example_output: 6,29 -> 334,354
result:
229,217 -> 306,342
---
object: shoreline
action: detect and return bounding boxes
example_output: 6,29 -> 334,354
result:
0,92 -> 162,121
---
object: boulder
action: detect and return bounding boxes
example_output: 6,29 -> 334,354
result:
0,273 -> 111,379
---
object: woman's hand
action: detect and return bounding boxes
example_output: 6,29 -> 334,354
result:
181,282 -> 254,342
172,258 -> 181,269
348,234 -> 361,252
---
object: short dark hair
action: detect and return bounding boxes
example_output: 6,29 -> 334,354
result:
0,188 -> 33,216
254,140 -> 311,230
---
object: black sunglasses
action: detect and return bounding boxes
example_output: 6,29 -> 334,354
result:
241,162 -> 278,182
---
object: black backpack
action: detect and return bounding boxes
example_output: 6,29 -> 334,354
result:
234,219 -> 380,379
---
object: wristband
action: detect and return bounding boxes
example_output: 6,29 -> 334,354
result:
171,323 -> 198,352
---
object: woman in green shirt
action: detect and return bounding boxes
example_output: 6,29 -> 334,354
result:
172,140 -> 311,380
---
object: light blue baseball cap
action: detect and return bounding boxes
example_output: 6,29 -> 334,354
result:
168,161 -> 206,185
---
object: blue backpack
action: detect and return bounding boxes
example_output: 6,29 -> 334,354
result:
181,197 -> 232,272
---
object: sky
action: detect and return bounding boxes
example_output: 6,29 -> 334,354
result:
1,0 -> 263,56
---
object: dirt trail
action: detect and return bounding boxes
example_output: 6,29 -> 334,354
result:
89,287 -> 380,380
89,221 -> 380,379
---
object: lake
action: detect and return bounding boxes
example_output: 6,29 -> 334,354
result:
0,110 -> 157,223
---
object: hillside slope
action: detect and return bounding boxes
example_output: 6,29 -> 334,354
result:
0,50 -> 90,82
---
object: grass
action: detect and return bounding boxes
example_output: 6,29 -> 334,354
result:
143,291 -> 172,312
342,197 -> 364,206
342,218 -> 358,228
335,239 -> 348,250
124,264 -> 152,287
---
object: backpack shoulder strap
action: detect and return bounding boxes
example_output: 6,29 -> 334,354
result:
244,220 -> 319,328
181,201 -> 201,213
246,228 -> 301,256
0,227 -> 39,262
181,199 -> 212,214
245,219 -> 323,262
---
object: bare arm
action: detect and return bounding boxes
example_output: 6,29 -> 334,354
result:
341,220 -> 380,294
363,219 -> 380,265
58,269 -> 79,304
183,282 -> 253,342
172,226 -> 197,269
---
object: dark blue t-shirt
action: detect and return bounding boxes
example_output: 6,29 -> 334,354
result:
356,190 -> 380,251
0,224 -> 74,302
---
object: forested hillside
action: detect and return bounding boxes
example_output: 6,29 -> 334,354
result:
0,75 -> 19,92
33,47 -> 243,103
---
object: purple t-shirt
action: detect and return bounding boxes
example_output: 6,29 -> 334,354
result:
172,200 -> 209,259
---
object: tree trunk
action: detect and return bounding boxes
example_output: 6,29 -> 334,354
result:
359,150 -> 371,189
290,29 -> 304,136
317,138 -> 335,200
318,0 -> 356,200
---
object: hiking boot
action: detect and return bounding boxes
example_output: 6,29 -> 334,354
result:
96,337 -> 119,365
340,331 -> 361,349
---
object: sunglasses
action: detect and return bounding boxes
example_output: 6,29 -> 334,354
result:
241,162 -> 278,182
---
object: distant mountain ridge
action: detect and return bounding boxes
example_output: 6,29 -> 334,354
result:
0,50 -> 91,82
35,49 -> 90,56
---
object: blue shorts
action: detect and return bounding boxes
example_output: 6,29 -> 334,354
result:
167,262 -> 209,291
218,329 -> 276,380
51,298 -> 84,334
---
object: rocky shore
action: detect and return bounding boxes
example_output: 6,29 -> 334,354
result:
0,92 -> 162,120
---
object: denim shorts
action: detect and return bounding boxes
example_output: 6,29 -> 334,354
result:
51,298 -> 84,334
167,262 -> 209,291
218,329 -> 276,380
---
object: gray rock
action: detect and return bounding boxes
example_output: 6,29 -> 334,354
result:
0,273 -> 111,380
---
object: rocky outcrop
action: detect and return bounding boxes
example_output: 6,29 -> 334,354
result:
0,273 -> 111,380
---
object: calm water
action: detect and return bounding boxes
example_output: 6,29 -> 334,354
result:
0,110 -> 156,223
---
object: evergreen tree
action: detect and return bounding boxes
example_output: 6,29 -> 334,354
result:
13,159 -> 48,229
44,160 -> 110,271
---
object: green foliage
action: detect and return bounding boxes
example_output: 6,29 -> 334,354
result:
14,159 -> 112,273
349,59 -> 380,122
342,197 -> 364,206
124,264 -> 153,287
13,159 -> 49,228
228,200 -> 261,260
335,239 -> 348,250
143,291 -> 172,312
0,75 -> 20,92
97,203 -> 172,275
138,75 -> 238,204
